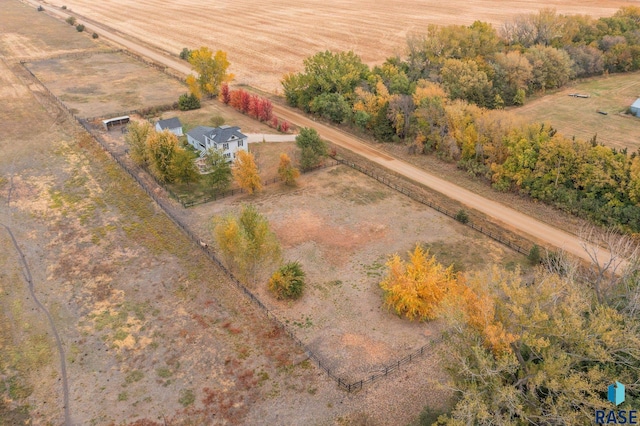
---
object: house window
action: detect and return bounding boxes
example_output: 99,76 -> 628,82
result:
223,143 -> 229,150
238,140 -> 243,147
224,152 -> 231,158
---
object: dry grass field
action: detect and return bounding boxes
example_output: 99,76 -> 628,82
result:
179,164 -> 529,381
513,72 -> 640,152
26,51 -> 186,118
56,0 -> 635,92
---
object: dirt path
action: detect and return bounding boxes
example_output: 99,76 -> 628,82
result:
1,223 -> 71,426
25,0 -> 619,268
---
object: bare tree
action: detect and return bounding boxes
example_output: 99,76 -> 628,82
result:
579,225 -> 639,309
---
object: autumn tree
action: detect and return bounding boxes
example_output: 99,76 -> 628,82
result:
169,148 -> 199,186
233,150 -> 262,194
296,127 -> 328,171
214,204 -> 281,284
203,148 -> 232,193
187,47 -> 234,98
219,83 -> 231,104
436,265 -> 640,425
379,245 -> 458,321
277,153 -> 300,186
145,130 -> 182,183
125,121 -> 153,166
268,261 -> 305,300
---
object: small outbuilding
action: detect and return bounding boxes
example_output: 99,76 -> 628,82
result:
102,115 -> 130,131
630,98 -> 640,118
155,117 -> 183,136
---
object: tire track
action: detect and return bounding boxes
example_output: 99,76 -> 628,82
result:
1,223 -> 71,426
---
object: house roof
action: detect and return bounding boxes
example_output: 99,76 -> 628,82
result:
632,98 -> 640,109
206,126 -> 247,144
186,126 -> 215,145
156,117 -> 182,130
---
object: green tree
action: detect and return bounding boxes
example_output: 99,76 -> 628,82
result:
203,148 -> 232,193
268,261 -> 305,300
525,45 -> 575,92
187,47 -> 234,98
310,92 -> 351,123
295,128 -> 328,171
146,130 -> 181,183
125,121 -> 153,167
169,148 -> 199,186
214,205 -> 281,284
440,59 -> 493,108
178,93 -> 201,111
282,50 -> 369,110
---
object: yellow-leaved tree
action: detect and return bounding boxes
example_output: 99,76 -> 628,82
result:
214,204 -> 281,284
379,245 -> 458,321
187,47 -> 234,98
233,150 -> 262,194
277,153 -> 300,186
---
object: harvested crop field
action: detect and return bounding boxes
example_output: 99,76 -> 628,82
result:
55,0 -> 635,92
26,51 -> 186,118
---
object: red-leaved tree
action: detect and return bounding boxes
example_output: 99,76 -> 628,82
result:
271,116 -> 279,129
220,83 -> 231,104
240,90 -> 251,114
260,99 -> 273,122
280,121 -> 290,132
229,89 -> 242,110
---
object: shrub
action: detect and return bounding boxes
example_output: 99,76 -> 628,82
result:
268,262 -> 305,300
61,5 -> 67,9
92,32 -> 99,39
210,115 -> 225,127
179,48 -> 191,61
76,24 -> 85,32
528,244 -> 541,265
37,5 -> 44,11
65,16 -> 76,25
455,209 -> 469,224
178,93 -> 200,111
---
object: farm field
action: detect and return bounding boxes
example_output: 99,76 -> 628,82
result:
54,0 -> 635,92
514,72 -> 640,152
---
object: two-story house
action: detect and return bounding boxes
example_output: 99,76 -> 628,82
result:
186,125 -> 248,162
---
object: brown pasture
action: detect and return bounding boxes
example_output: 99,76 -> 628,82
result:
58,0 -> 635,91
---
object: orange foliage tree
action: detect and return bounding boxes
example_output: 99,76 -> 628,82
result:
379,245 -> 458,321
277,153 -> 300,186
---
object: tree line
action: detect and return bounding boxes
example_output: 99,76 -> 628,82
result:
282,7 -> 640,234
380,237 -> 640,424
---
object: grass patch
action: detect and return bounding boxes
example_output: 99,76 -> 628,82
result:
178,388 -> 195,407
156,367 -> 173,378
124,370 -> 144,385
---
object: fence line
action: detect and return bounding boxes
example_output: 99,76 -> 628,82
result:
20,59 -> 432,391
334,158 -> 532,257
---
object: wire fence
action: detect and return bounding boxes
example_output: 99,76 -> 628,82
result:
334,158 -> 532,257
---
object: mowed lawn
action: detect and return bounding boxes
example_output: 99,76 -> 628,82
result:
513,72 -> 640,152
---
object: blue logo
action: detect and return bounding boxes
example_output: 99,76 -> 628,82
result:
610,382 -> 626,406
596,382 -> 637,424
